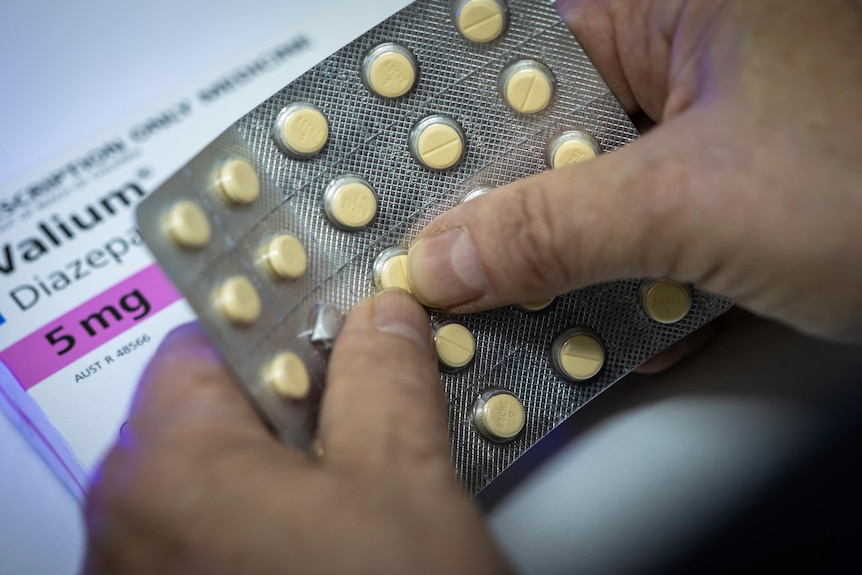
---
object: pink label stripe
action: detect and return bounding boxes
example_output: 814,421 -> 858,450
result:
0,264 -> 182,391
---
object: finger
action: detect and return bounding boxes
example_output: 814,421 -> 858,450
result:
554,0 -> 683,120
406,116 -> 732,313
318,289 -> 450,475
127,323 -> 290,457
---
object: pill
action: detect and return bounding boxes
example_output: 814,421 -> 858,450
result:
409,115 -> 466,170
434,321 -> 476,370
164,200 -> 211,249
274,102 -> 329,158
215,276 -> 262,325
216,158 -> 260,205
516,298 -> 555,312
262,234 -> 307,280
499,60 -> 555,114
455,0 -> 507,43
640,279 -> 692,324
264,351 -> 311,401
372,246 -> 411,292
547,130 -> 602,169
552,329 -> 605,382
323,175 -> 378,230
472,389 -> 525,442
362,43 -> 417,99
460,186 -> 493,203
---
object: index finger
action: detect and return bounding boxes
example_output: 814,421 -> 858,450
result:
317,289 -> 451,477
127,323 -> 298,460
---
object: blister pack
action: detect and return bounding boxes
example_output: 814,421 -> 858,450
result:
137,0 -> 731,495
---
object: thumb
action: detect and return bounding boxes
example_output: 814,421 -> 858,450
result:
317,288 -> 451,476
407,116 -> 722,313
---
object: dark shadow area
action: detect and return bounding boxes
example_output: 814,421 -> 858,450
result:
478,316 -> 862,511
662,384 -> 862,573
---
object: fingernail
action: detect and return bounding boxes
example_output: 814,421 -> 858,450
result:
373,289 -> 432,354
407,228 -> 487,307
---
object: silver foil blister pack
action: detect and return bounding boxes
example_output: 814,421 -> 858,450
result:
137,0 -> 731,495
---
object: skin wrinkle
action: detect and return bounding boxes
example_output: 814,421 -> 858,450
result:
638,153 -> 691,283
646,0 -> 674,117
506,182 -> 571,294
613,0 -> 660,118
373,395 -> 445,471
606,1 -> 641,113
544,148 -> 643,286
557,0 -> 638,113
664,0 -> 725,118
323,384 -> 444,474
663,39 -> 695,116
564,184 -> 612,285
648,117 -> 730,283
319,295 -> 449,474
585,165 -> 648,281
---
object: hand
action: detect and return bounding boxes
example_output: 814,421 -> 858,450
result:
407,0 -> 862,343
84,289 -> 510,575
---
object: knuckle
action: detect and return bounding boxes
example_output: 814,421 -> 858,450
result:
494,182 -> 573,292
636,154 -> 699,278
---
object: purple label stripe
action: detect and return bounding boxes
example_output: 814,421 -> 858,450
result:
0,264 -> 182,391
